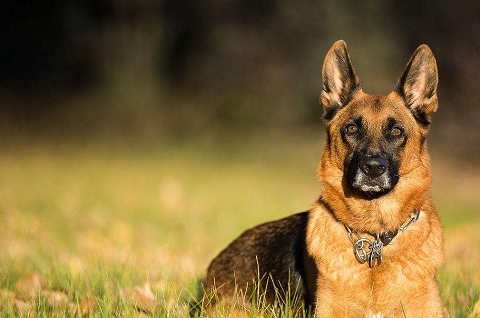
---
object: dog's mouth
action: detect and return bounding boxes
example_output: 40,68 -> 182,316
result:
351,169 -> 398,196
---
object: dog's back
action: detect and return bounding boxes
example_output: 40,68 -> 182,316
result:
204,212 -> 316,310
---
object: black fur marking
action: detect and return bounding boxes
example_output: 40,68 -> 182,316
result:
341,129 -> 348,145
344,149 -> 400,200
205,212 -> 317,311
345,148 -> 364,188
326,131 -> 331,146
413,110 -> 431,127
343,119 -> 402,199
323,105 -> 339,121
386,117 -> 398,130
420,134 -> 426,147
384,117 -> 408,147
352,116 -> 363,129
399,133 -> 408,149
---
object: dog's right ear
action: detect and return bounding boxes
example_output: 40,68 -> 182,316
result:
396,44 -> 438,127
321,40 -> 361,121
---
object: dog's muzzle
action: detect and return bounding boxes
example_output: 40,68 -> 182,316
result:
352,155 -> 394,193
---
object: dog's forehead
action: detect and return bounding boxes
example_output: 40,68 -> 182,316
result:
344,92 -> 413,125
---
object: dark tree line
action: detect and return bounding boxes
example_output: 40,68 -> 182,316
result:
0,0 -> 479,140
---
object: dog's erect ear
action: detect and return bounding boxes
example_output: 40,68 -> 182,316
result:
396,45 -> 438,126
321,40 -> 360,121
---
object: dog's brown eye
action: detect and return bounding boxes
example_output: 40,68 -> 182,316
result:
391,127 -> 403,137
346,124 -> 358,134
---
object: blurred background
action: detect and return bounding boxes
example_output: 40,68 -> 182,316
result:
0,1 -> 479,316
0,0 -> 479,151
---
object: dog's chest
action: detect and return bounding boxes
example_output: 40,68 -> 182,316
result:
307,210 -> 414,314
316,252 -> 409,315
316,236 -> 374,289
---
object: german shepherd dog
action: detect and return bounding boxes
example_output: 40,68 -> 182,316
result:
204,40 -> 444,317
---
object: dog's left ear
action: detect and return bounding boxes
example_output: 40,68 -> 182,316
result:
396,45 -> 438,126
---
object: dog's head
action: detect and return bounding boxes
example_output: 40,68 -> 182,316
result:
318,40 -> 438,231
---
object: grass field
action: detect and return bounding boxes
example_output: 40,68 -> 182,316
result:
0,131 -> 479,317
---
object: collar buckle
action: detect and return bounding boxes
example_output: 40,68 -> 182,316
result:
399,210 -> 421,233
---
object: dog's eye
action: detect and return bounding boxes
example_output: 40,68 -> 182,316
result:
391,127 -> 403,137
346,124 -> 358,135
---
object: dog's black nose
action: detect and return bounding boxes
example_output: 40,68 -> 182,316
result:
360,156 -> 388,178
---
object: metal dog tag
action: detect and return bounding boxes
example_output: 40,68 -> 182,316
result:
353,238 -> 371,264
368,238 -> 383,268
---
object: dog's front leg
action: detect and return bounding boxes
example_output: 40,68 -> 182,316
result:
314,282 -> 366,318
392,278 -> 445,318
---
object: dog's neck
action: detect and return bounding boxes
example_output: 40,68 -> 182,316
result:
344,209 -> 420,242
317,187 -> 430,234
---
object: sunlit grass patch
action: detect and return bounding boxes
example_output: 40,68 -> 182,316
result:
439,207 -> 480,318
193,273 -> 312,318
439,268 -> 480,318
